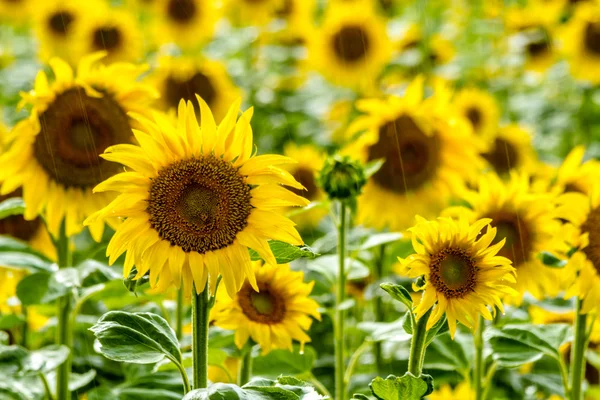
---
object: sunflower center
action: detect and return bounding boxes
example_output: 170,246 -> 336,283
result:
167,0 -> 197,23
165,72 -> 216,113
34,87 -> 131,188
584,22 -> 600,56
238,282 -> 286,324
0,190 -> 41,242
484,211 -> 531,267
429,248 -> 476,298
466,107 -> 482,130
581,207 -> 600,274
525,28 -> 550,57
289,167 -> 318,200
483,138 -> 519,175
332,25 -> 370,63
48,11 -> 74,36
93,27 -> 122,51
147,156 -> 252,253
564,182 -> 585,194
368,115 -> 440,194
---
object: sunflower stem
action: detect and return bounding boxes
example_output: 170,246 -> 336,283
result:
176,289 -> 184,341
335,201 -> 348,400
238,344 -> 253,386
407,308 -> 431,377
474,315 -> 485,400
55,222 -> 72,400
373,244 -> 386,375
192,283 -> 211,390
570,297 -> 588,400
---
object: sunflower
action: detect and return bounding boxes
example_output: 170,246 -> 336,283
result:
211,262 -> 321,354
529,304 -> 600,343
208,356 -> 238,384
0,0 -> 32,22
282,143 -> 327,228
346,78 -> 483,231
151,56 -> 242,123
562,2 -> 600,84
151,0 -> 218,49
0,54 -> 158,240
73,6 -> 143,65
307,1 -> 391,90
269,0 -> 316,46
85,97 -> 309,298
398,216 -> 515,338
553,146 -> 600,196
395,25 -> 455,72
482,124 -> 538,177
449,173 -> 563,304
428,382 -> 475,400
225,0 -> 281,27
453,87 -> 499,150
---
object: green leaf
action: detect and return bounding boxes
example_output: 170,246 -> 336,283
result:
0,314 -> 25,331
90,311 -> 182,366
0,332 -> 8,346
354,232 -> 403,251
0,236 -> 54,271
424,333 -> 470,372
16,268 -> 79,306
124,266 -> 150,295
380,283 -> 413,309
369,373 -> 429,400
156,348 -> 229,372
182,376 -> 324,399
538,252 -> 567,268
253,346 -> 316,377
352,395 -> 371,400
249,241 -> 319,264
0,198 -> 25,219
69,369 -> 97,392
424,316 -> 448,346
19,345 -> 69,375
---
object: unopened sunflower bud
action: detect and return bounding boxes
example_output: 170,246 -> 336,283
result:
318,155 -> 366,201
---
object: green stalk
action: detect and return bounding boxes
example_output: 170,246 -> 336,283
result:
373,244 -> 385,375
407,309 -> 431,376
481,361 -> 497,400
335,202 -> 348,400
192,283 -> 211,390
474,315 -> 485,400
55,222 -> 72,400
39,372 -> 54,400
21,306 -> 28,348
238,345 -> 253,386
176,289 -> 184,341
570,298 -> 588,400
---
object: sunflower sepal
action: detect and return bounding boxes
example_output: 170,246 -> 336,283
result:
380,282 -> 413,310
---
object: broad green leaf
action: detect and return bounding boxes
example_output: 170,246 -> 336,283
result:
0,345 -> 28,376
77,260 -> 120,286
16,269 -> 79,306
69,369 -> 97,392
90,311 -> 182,366
156,348 -> 228,372
0,198 -> 25,219
352,395 -> 371,400
354,232 -> 403,251
0,314 -> 25,330
20,345 -> 69,375
424,333 -> 470,372
0,236 -> 54,270
380,283 -> 413,309
182,377 -> 324,399
253,346 -> 316,376
358,319 -> 411,343
369,373 -> 429,400
250,241 -> 319,264
538,252 -> 567,268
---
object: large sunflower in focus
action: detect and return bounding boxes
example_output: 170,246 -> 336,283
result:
347,78 -> 483,231
399,216 -> 515,338
85,98 -> 309,298
453,87 -> 499,150
151,56 -> 242,123
449,173 -> 563,304
482,124 -> 537,177
212,262 -> 320,354
73,6 -> 142,65
307,1 -> 391,90
562,3 -> 600,84
152,0 -> 218,49
0,54 -> 158,240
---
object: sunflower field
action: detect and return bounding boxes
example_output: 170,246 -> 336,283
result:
1,0 -> 600,399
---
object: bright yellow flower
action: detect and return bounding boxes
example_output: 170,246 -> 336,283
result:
428,382 -> 475,400
399,216 -> 516,338
151,0 -> 218,49
0,0 -> 32,22
453,87 -> 500,150
561,2 -> 600,84
85,98 -> 309,298
211,262 -> 321,354
0,54 -> 158,240
482,124 -> 538,177
208,356 -> 238,384
554,146 -> 600,196
225,0 -> 281,27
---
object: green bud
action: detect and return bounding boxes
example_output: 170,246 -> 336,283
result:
318,155 -> 367,202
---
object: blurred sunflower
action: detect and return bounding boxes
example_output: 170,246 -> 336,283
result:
482,124 -> 537,177
453,87 -> 499,149
449,173 -> 563,304
347,78 -> 483,231
554,146 -> 600,195
151,56 -> 242,122
225,0 -> 280,27
151,0 -> 218,49
85,98 -> 309,297
529,304 -> 600,343
428,382 -> 474,400
307,1 -> 391,90
73,6 -> 142,64
0,0 -> 32,22
396,25 -> 455,72
211,262 -> 321,354
270,0 -> 316,46
282,144 -> 327,228
208,356 -> 238,384
0,54 -> 158,240
562,3 -> 600,84
399,216 -> 515,338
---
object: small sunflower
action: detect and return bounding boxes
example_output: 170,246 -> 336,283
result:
85,97 -> 309,298
151,0 -> 218,49
282,143 -> 327,228
428,382 -> 475,400
211,262 -> 321,354
73,6 -> 143,65
554,146 -> 600,196
399,216 -> 515,338
0,54 -> 158,240
482,124 -> 538,177
449,173 -> 563,304
562,3 -> 600,84
151,56 -> 242,123
347,78 -> 483,231
453,87 -> 500,149
269,0 -> 316,46
307,1 -> 391,90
